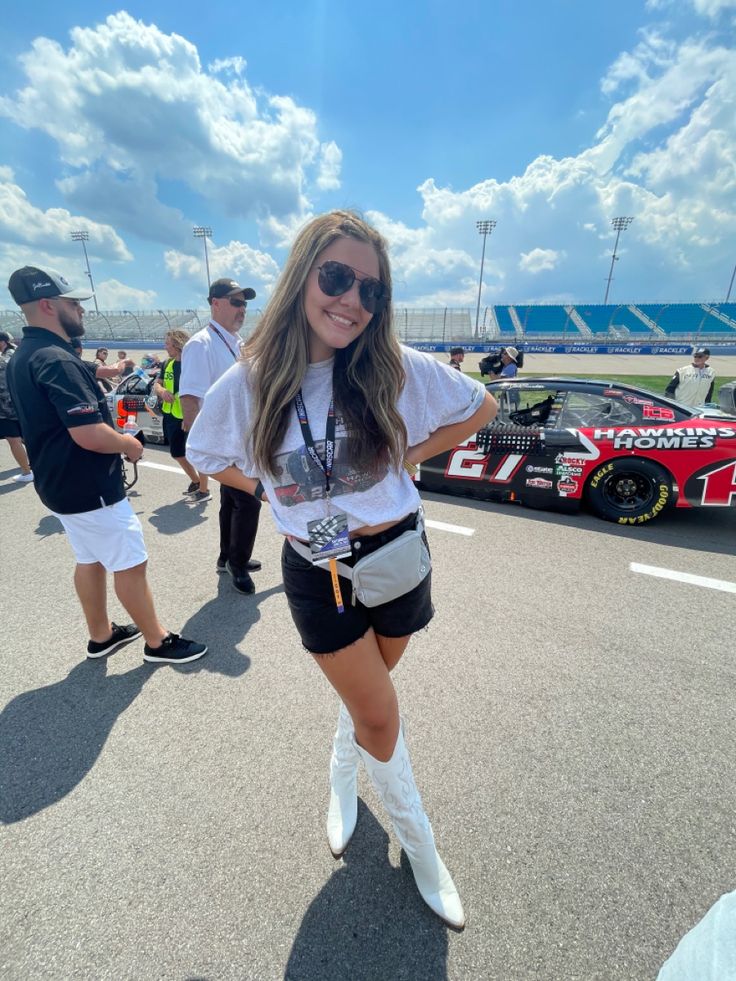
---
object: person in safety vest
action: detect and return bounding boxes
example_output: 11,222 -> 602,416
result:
665,346 -> 716,407
154,330 -> 210,501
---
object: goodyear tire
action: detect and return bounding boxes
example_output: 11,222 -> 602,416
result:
585,458 -> 672,525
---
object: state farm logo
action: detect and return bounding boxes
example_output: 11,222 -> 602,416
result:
526,465 -> 553,474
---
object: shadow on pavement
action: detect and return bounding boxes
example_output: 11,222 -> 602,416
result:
0,579 -> 280,824
147,498 -> 211,535
285,801 -> 450,981
0,482 -> 33,498
34,514 -> 65,538
0,659 -> 151,824
173,576 -> 283,678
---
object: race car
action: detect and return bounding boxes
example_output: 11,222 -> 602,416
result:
417,377 -> 736,524
106,370 -> 167,444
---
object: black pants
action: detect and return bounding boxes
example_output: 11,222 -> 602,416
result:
219,485 -> 261,570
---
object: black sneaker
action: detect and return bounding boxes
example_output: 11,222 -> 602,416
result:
216,557 -> 227,573
143,633 -> 208,664
87,622 -> 142,659
182,481 -> 199,495
190,489 -> 212,504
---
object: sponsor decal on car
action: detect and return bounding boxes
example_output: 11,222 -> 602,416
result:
642,404 -> 675,421
592,426 -> 736,450
526,477 -> 553,489
526,464 -> 554,474
555,464 -> 583,477
684,459 -> 736,507
603,389 -> 623,396
557,479 -> 578,495
622,394 -> 653,405
555,454 -> 587,466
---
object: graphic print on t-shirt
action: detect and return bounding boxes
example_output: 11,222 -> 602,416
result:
271,427 -> 387,508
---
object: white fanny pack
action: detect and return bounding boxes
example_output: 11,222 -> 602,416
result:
288,513 -> 431,608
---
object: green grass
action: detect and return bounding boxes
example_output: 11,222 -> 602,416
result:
469,372 -> 736,401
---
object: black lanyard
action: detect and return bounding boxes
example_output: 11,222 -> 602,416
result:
294,390 -> 335,497
209,323 -> 238,361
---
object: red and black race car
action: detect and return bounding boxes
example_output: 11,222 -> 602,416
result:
418,377 -> 736,524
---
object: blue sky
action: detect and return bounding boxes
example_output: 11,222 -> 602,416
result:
1,0 -> 734,312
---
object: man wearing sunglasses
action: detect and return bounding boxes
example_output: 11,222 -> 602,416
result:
665,346 -> 716,406
180,278 -> 262,593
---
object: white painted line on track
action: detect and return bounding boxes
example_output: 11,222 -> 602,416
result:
630,562 -> 736,594
138,461 -> 477,536
425,519 -> 475,537
138,460 -> 182,475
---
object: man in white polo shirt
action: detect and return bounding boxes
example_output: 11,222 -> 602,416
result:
180,278 -> 262,594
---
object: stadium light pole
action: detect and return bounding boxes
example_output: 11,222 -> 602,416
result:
603,217 -> 634,305
193,226 -> 213,294
475,220 -> 497,338
726,262 -> 736,303
70,230 -> 99,313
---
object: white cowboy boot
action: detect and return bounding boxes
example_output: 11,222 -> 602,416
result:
326,703 -> 360,857
355,724 -> 465,929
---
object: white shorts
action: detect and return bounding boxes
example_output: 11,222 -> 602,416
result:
52,498 -> 148,572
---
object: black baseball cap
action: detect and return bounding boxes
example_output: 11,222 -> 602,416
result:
8,265 -> 94,306
208,278 -> 256,303
692,346 -> 710,357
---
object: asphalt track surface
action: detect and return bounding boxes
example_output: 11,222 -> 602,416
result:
1,441 -> 735,981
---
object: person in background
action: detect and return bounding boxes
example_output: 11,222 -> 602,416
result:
92,347 -> 133,392
493,346 -> 520,379
118,350 -> 135,379
153,329 -> 210,502
186,210 -> 497,927
0,330 -> 33,482
449,346 -> 465,371
6,265 -> 207,666
180,277 -> 262,594
665,346 -> 716,406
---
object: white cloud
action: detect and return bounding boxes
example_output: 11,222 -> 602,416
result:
56,169 -> 191,248
519,248 -> 565,274
94,279 -> 157,308
316,142 -> 342,191
646,0 -> 736,15
257,210 -> 315,249
361,30 -> 735,304
0,174 -> 131,260
0,12 -> 340,226
164,238 -> 281,300
208,56 -> 247,76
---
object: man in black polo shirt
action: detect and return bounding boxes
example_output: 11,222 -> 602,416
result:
6,265 -> 207,665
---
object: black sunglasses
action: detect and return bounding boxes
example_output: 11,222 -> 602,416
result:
228,297 -> 247,309
316,260 -> 389,315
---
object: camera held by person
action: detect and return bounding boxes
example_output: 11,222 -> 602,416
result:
479,346 -> 524,377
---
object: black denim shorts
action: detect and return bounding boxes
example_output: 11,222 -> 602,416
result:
281,511 -> 434,655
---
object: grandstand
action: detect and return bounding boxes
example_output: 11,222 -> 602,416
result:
0,302 -> 734,345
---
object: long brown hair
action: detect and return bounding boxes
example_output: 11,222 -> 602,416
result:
244,210 -> 406,476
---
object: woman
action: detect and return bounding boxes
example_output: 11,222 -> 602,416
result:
187,211 -> 496,927
0,331 -> 33,482
153,330 -> 210,502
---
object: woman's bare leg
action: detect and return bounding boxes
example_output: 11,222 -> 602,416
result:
312,628 -> 400,761
375,634 -> 411,673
